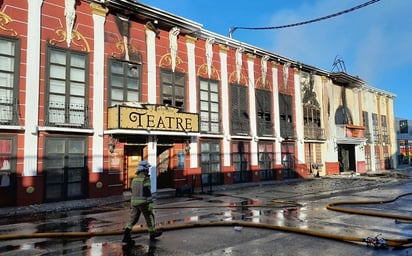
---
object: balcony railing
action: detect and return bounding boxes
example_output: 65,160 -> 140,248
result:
304,125 -> 325,140
45,102 -> 89,128
0,97 -> 19,125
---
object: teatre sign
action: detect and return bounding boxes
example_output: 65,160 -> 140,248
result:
108,104 -> 199,132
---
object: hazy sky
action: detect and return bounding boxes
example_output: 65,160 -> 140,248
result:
141,0 -> 412,119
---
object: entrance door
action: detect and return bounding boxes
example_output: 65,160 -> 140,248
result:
157,146 -> 173,189
338,144 -> 356,172
124,147 -> 142,190
44,137 -> 87,202
281,142 -> 296,178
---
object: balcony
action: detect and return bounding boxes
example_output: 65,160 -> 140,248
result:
45,102 -> 90,129
304,125 -> 325,140
335,124 -> 366,144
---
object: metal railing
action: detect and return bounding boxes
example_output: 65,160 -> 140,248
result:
45,102 -> 89,128
0,97 -> 19,125
304,126 -> 325,140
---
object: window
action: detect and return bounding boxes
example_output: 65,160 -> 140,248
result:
232,141 -> 251,183
0,37 -> 19,125
46,47 -> 88,128
381,115 -> 388,143
44,137 -> 87,202
258,142 -> 274,180
372,113 -> 379,143
199,79 -> 220,133
200,141 -> 222,186
255,89 -> 273,136
363,111 -> 371,142
303,106 -> 322,139
365,145 -> 372,171
374,146 -> 381,170
230,84 -> 249,135
108,59 -> 141,106
400,120 -> 408,134
279,93 -> 293,138
0,137 -> 15,174
160,69 -> 185,110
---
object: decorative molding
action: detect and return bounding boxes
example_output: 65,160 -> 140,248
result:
219,44 -> 229,53
159,53 -> 185,73
112,40 -> 141,62
145,21 -> 160,38
228,70 -> 248,85
205,37 -> 215,78
255,76 -> 272,90
169,27 -> 180,72
0,11 -> 17,36
321,75 -> 329,83
235,47 -> 243,84
64,0 -> 76,47
197,63 -> 220,80
49,29 -> 90,52
247,53 -> 256,61
90,2 -> 109,17
185,35 -> 197,44
283,62 -> 291,91
261,55 -> 270,86
271,61 -> 279,67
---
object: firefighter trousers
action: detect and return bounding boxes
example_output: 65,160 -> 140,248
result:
125,202 -> 156,232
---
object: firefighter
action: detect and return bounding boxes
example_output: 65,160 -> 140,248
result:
122,161 -> 162,244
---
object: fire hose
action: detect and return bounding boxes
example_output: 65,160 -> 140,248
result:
1,194 -> 412,248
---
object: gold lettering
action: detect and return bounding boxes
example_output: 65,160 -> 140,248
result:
112,105 -> 199,132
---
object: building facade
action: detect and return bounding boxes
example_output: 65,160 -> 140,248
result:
395,118 -> 412,167
0,0 -> 397,206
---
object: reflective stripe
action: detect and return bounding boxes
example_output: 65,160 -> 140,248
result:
131,199 -> 147,205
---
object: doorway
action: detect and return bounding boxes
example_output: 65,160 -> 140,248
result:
157,146 -> 173,188
124,146 -> 143,190
338,144 -> 356,172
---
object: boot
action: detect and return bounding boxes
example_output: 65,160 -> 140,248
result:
149,230 -> 163,240
122,228 -> 134,245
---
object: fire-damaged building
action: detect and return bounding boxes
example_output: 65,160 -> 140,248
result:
0,0 -> 397,206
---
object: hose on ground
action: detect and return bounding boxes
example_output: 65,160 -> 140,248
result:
1,193 -> 412,248
326,192 -> 412,221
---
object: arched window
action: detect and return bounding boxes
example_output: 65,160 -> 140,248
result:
335,105 -> 352,125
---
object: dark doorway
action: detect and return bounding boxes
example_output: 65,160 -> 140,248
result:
338,144 -> 356,172
157,146 -> 173,189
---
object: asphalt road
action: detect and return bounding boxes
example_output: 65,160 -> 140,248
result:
1,173 -> 412,255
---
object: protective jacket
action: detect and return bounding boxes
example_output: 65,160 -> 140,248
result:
130,172 -> 152,206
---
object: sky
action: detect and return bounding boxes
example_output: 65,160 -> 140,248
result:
140,0 -> 412,119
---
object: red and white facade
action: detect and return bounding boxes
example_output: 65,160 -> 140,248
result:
0,0 -> 397,206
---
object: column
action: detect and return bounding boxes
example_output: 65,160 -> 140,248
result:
145,23 -> 157,104
219,45 -> 231,167
91,3 -> 108,173
186,35 -> 198,168
271,62 -> 282,166
145,24 -> 157,191
247,54 -> 258,166
23,0 -> 43,176
294,69 -> 304,164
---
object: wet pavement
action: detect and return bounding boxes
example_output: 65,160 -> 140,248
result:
1,170 -> 412,255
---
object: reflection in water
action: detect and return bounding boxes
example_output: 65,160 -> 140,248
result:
156,198 -> 305,228
122,242 -> 158,256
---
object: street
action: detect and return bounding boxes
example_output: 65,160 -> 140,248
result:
1,174 -> 412,255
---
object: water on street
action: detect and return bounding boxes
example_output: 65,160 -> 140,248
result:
1,175 -> 412,255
